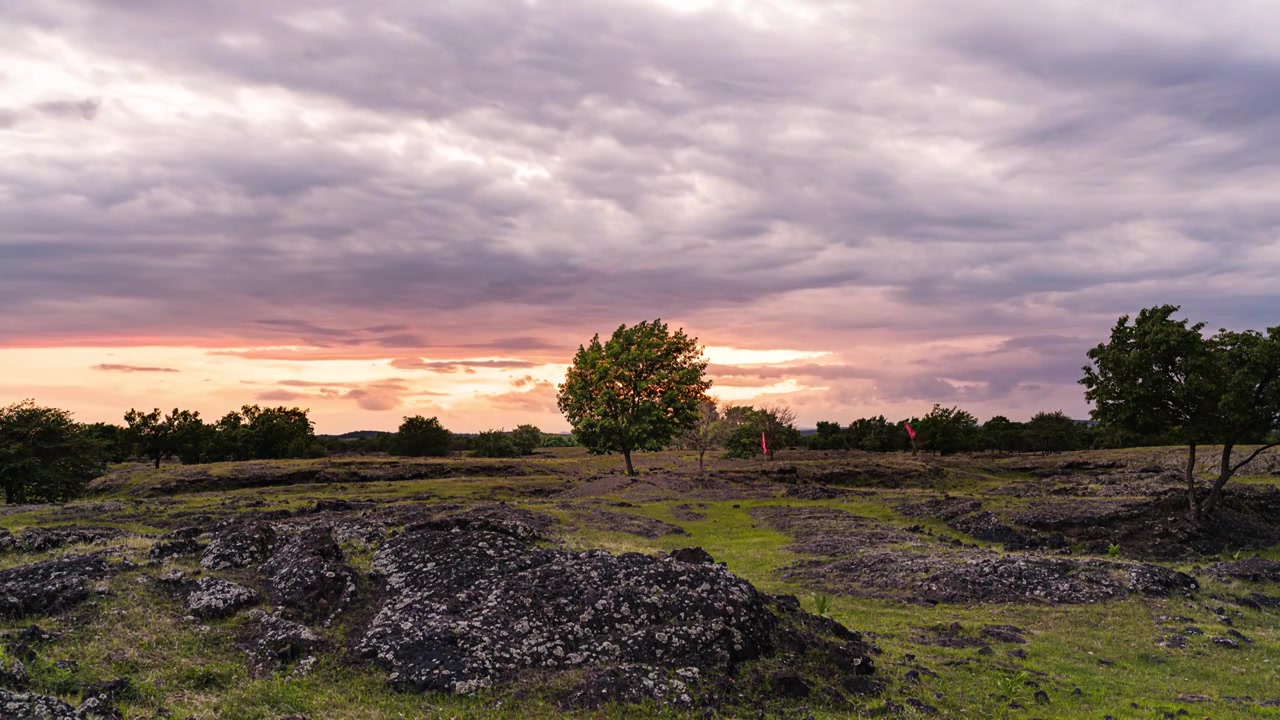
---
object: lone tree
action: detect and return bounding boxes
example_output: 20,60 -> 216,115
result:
677,397 -> 725,472
123,408 -> 174,468
557,319 -> 710,476
389,415 -> 452,457
1081,305 -> 1280,519
0,400 -> 105,504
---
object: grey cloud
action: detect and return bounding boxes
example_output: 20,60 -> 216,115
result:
93,363 -> 179,373
1,0 -> 1278,417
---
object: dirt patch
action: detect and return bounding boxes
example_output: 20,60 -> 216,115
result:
750,507 -> 922,556
571,509 -> 687,538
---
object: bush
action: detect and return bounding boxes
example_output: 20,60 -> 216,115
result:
511,425 -> 542,455
470,429 -> 520,458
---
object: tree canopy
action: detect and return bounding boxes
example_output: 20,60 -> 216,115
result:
389,415 -> 452,457
0,400 -> 105,504
1081,305 -> 1280,518
557,319 -> 710,475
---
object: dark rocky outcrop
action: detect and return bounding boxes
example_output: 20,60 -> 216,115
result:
412,505 -> 556,541
201,522 -> 277,570
0,689 -> 79,719
260,526 -> 357,623
1209,558 -> 1280,583
785,550 -> 1197,605
0,554 -> 110,619
357,523 -> 876,706
184,577 -> 258,619
241,609 -> 321,674
8,527 -> 124,553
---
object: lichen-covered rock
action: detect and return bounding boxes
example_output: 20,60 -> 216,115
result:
149,536 -> 205,561
1210,558 -> 1280,583
357,525 -> 874,704
184,577 -> 258,619
0,689 -> 78,719
785,550 -> 1197,605
413,505 -> 556,541
201,522 -> 276,570
560,664 -> 702,709
0,529 -> 15,552
259,527 -> 356,623
0,654 -> 26,690
14,527 -> 124,553
0,554 -> 110,619
242,609 -> 321,674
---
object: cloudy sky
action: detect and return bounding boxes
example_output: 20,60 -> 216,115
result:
3,0 -> 1278,433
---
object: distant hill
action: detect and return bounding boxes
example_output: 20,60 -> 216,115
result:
319,430 -> 391,441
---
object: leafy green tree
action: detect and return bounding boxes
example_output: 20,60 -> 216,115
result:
82,422 -> 129,463
389,415 -> 452,457
848,415 -> 898,452
810,421 -> 848,450
1025,411 -> 1080,454
123,408 -> 173,468
557,320 -> 710,475
0,400 -> 105,503
169,409 -> 211,464
539,434 -> 579,448
470,429 -> 520,458
1081,305 -> 1280,518
981,415 -> 1027,453
677,398 -> 727,471
239,405 -> 320,459
510,425 -> 543,456
916,404 -> 980,455
721,404 -> 799,460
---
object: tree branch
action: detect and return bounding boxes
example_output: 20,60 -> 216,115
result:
1230,443 -> 1280,475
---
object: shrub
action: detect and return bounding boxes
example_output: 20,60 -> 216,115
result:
470,429 -> 520,458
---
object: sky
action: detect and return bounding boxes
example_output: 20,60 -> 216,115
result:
3,0 -> 1279,434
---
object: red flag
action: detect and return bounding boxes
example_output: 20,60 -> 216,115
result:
904,422 -> 917,440
761,431 -> 769,455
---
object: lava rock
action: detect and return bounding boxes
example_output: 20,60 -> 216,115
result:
259,526 -> 357,623
13,527 -> 124,553
0,554 -> 110,619
357,525 -> 875,701
242,610 -> 321,673
149,536 -> 205,561
184,577 -> 258,619
1209,558 -> 1280,583
669,547 -> 715,565
0,689 -> 79,719
201,522 -> 277,570
0,655 -> 26,690
411,505 -> 555,541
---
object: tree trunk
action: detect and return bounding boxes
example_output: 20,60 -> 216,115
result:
1201,443 -> 1236,517
698,448 -> 706,473
622,448 -> 636,476
1185,442 -> 1199,521
154,454 -> 161,469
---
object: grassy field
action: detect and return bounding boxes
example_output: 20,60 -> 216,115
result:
2,447 -> 1279,719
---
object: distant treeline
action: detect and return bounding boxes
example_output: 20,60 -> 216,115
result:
799,406 -> 1180,455
0,399 -> 576,503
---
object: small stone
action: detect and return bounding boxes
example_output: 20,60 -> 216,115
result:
1034,690 -> 1049,704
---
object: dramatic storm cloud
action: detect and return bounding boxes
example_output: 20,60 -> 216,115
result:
3,0 -> 1278,431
